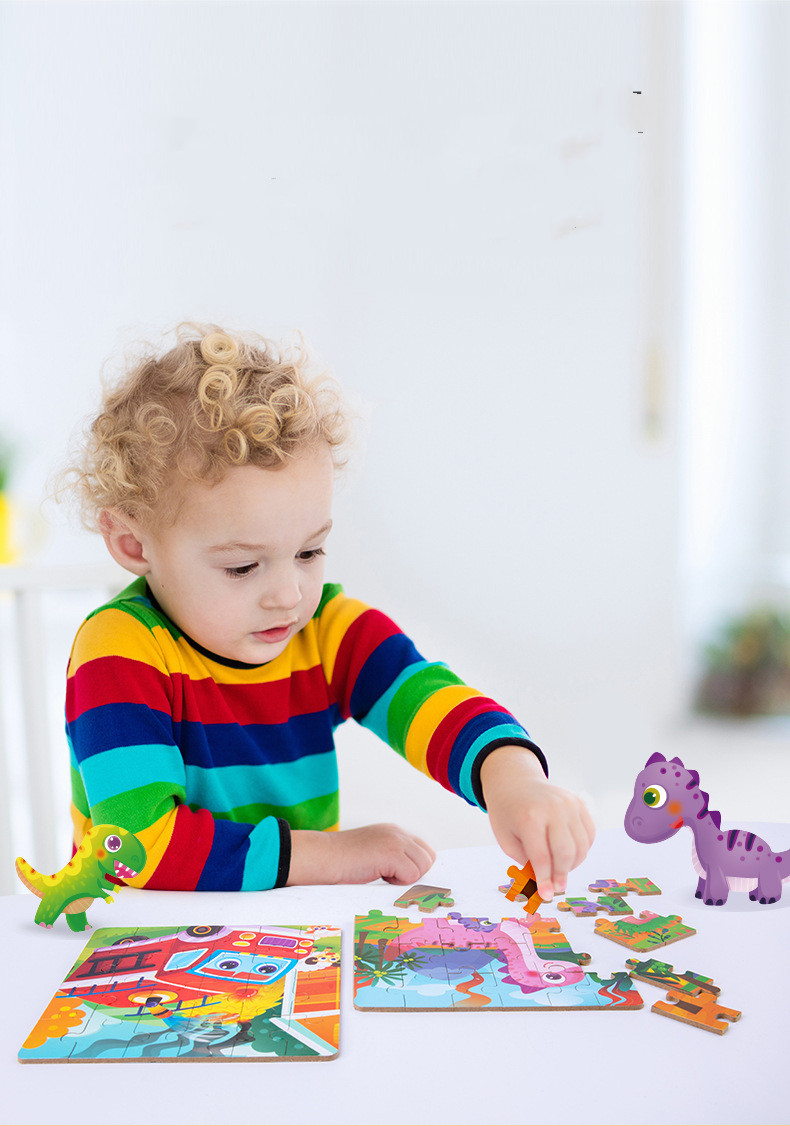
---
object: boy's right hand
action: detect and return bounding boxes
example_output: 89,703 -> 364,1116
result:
287,823 -> 436,886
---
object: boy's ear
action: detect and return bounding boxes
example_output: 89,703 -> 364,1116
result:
98,509 -> 151,576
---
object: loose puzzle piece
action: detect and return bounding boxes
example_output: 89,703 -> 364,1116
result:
557,894 -> 631,917
499,884 -> 527,902
588,878 -> 661,896
625,957 -> 720,996
353,912 -> 636,1011
594,912 -> 696,953
653,988 -> 741,1035
19,924 -> 341,1063
393,884 -> 455,912
502,861 -> 543,915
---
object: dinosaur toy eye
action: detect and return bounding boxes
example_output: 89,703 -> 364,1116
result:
642,785 -> 667,809
104,834 -> 123,852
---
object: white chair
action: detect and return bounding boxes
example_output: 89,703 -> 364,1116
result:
0,564 -> 124,894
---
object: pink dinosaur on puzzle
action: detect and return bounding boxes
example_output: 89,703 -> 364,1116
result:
387,915 -> 585,993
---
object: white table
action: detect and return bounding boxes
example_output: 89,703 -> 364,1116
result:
3,826 -> 788,1126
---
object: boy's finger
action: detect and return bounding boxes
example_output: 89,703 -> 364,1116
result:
580,803 -> 596,849
523,833 -> 554,900
546,823 -> 579,894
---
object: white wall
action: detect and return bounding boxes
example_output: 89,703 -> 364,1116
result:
1,0 -> 698,859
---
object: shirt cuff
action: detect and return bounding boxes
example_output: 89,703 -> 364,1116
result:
274,818 -> 292,888
470,738 -> 549,810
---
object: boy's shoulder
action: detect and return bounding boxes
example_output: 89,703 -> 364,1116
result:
85,576 -> 181,637
69,577 -> 181,672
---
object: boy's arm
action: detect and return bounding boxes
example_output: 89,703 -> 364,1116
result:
67,611 -> 290,892
319,587 -> 547,807
317,587 -> 593,890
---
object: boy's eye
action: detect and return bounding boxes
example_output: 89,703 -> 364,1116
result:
298,548 -> 326,563
225,563 -> 258,578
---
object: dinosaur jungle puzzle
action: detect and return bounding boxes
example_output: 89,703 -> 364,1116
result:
353,910 -> 644,1011
19,924 -> 341,1062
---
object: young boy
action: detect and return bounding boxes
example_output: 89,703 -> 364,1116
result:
65,325 -> 594,898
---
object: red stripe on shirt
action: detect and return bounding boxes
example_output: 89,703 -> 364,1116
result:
67,657 -> 331,727
66,656 -> 172,722
425,697 -> 507,791
188,666 -> 332,726
330,609 -> 402,718
144,805 -> 216,891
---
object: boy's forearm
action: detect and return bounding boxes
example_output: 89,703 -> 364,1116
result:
480,743 -> 548,807
286,830 -> 342,886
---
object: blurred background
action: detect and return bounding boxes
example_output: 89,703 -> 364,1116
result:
1,0 -> 789,891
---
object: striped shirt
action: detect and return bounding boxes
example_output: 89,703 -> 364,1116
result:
66,578 -> 544,891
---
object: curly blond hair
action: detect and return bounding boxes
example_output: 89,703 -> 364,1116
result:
63,323 -> 349,530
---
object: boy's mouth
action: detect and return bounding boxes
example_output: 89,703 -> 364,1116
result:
253,623 -> 296,644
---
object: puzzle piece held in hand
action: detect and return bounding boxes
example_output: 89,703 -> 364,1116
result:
392,884 -> 455,912
558,894 -> 631,917
503,861 -> 542,915
653,988 -> 741,1035
625,957 -> 721,996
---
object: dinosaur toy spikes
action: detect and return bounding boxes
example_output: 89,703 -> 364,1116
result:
625,753 -> 789,906
15,824 -> 147,931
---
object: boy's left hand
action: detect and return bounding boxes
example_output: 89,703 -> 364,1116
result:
480,744 -> 595,902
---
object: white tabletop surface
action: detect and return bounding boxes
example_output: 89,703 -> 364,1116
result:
3,824 -> 789,1126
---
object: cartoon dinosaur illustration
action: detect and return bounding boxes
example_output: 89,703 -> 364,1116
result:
15,825 -> 147,931
625,752 -> 790,905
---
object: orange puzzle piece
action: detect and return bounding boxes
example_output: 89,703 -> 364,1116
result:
503,861 -> 543,915
653,988 -> 742,1035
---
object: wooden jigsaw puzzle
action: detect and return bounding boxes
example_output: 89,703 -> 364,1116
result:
393,884 -> 455,912
502,861 -> 543,914
558,894 -> 631,917
625,957 -> 720,996
652,989 -> 741,1035
624,956 -> 741,1034
19,924 -> 341,1062
594,911 -> 696,953
353,911 -> 643,1012
588,878 -> 661,897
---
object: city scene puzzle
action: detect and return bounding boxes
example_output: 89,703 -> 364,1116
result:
19,924 -> 341,1062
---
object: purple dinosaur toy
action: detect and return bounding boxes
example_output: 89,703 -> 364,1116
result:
625,752 -> 790,905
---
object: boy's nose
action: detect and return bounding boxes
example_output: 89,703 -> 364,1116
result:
260,570 -> 301,611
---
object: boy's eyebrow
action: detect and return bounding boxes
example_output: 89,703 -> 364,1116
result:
206,520 -> 333,555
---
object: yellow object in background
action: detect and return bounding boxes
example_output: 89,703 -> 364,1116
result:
0,493 -> 15,564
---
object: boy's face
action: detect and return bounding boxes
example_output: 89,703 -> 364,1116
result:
133,446 -> 334,664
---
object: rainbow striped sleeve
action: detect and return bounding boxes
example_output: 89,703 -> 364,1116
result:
66,591 -> 290,893
316,587 -> 546,808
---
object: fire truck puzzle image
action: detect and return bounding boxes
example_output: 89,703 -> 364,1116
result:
19,924 -> 341,1062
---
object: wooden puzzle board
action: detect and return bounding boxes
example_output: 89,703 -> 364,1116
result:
19,924 -> 341,1063
354,911 -> 643,1012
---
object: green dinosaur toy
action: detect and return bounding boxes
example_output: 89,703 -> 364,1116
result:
15,824 -> 147,932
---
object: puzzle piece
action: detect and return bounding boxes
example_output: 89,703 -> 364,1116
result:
653,988 -> 741,1035
594,912 -> 696,953
393,885 -> 455,912
588,878 -> 661,896
557,897 -> 600,917
498,883 -> 527,902
557,894 -> 631,917
625,957 -> 720,996
503,861 -> 542,915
